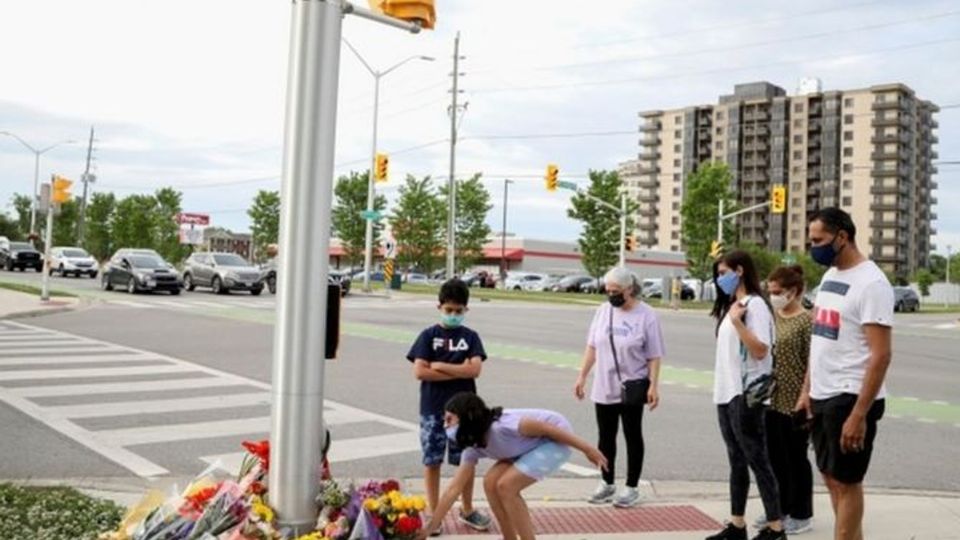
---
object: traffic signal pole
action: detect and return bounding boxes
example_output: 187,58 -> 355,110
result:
272,0 -> 421,532
40,179 -> 55,302
619,191 -> 627,267
717,199 -> 772,242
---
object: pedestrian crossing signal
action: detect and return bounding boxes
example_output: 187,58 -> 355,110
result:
545,164 -> 559,191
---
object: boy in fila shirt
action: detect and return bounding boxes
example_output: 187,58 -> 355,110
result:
407,279 -> 491,535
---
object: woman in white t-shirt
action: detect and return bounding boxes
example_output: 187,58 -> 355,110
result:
706,250 -> 786,540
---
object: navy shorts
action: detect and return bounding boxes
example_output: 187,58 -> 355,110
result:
812,394 -> 885,485
420,413 -> 462,466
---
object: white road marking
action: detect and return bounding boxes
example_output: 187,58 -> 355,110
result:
45,392 -> 272,419
105,300 -> 157,309
12,377 -> 246,398
0,364 -> 196,381
0,353 -> 168,367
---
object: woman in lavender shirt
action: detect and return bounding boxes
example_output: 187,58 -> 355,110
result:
574,267 -> 665,508
417,393 -> 606,540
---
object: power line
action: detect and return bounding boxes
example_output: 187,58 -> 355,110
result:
471,37 -> 960,94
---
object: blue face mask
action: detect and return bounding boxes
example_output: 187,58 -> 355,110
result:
440,313 -> 465,328
716,271 -> 740,296
811,236 -> 842,267
445,424 -> 459,441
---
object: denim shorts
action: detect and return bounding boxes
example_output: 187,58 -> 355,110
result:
420,413 -> 462,466
513,441 -> 572,481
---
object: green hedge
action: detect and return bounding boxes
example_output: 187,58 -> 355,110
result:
0,483 -> 124,540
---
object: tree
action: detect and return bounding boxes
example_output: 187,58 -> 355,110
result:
916,269 -> 934,297
84,192 -> 116,261
332,171 -> 387,269
680,162 -> 738,280
439,173 -> 493,273
793,251 -> 827,290
389,175 -> 445,273
11,194 -> 32,238
111,195 -> 159,250
248,190 -> 280,261
740,243 -> 781,283
567,169 -> 636,278
51,199 -> 80,248
154,187 -> 188,263
0,212 -> 18,239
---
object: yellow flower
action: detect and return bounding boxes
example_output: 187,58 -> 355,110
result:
295,533 -> 326,540
252,499 -> 275,523
388,513 -> 397,522
364,498 -> 380,512
411,496 -> 426,512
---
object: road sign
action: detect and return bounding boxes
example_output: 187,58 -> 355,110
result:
384,239 -> 397,259
781,254 -> 797,265
177,213 -> 210,226
360,210 -> 383,221
558,180 -> 578,191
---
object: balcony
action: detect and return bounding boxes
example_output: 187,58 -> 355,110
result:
639,207 -> 659,217
743,172 -> 770,183
871,201 -> 908,212
809,103 -> 823,116
871,133 -> 899,144
872,116 -> 900,128
636,165 -> 659,175
638,234 -> 658,246
744,110 -> 771,122
871,167 -> 907,178
744,141 -> 768,152
638,177 -> 658,189
871,235 -> 905,247
870,183 -> 909,196
638,150 -> 660,160
807,153 -> 821,165
870,218 -> 909,229
807,137 -> 821,148
874,253 -> 908,264
743,158 -> 767,168
639,136 -> 660,147
640,122 -> 662,132
871,150 -> 907,161
698,115 -> 712,127
872,99 -> 903,111
808,120 -> 822,132
931,119 -> 940,129
807,169 -> 821,181
743,125 -> 769,136
638,191 -> 660,203
638,222 -> 658,231
822,180 -> 839,193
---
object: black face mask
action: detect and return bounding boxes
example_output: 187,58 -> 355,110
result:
608,293 -> 626,308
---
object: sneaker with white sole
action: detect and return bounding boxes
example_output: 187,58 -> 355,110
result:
458,510 -> 491,531
587,481 -> 616,504
612,486 -> 641,508
752,515 -> 768,529
785,516 -> 813,535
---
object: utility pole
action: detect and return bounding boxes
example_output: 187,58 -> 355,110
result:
619,191 -> 627,267
446,32 -> 462,279
77,127 -> 95,247
500,179 -> 512,285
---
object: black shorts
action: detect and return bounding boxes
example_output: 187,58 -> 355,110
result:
811,393 -> 885,485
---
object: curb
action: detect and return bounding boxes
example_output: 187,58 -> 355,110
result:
0,301 -> 81,320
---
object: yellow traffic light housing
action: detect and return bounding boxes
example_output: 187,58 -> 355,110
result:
52,175 -> 73,204
368,0 -> 435,29
374,153 -> 389,183
710,240 -> 724,260
545,164 -> 559,191
624,234 -> 636,252
771,184 -> 786,214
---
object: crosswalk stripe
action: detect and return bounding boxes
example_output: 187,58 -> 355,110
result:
0,364 -> 197,381
0,346 -> 129,357
0,335 -> 75,342
107,300 -> 157,309
0,340 -> 106,349
184,300 -> 229,309
44,392 -> 272,419
12,377 -> 247,398
0,354 -> 169,367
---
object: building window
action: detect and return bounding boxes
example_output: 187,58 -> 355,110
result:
672,216 -> 679,225
792,182 -> 801,191
844,131 -> 854,141
671,231 -> 679,239
673,173 -> 681,182
794,103 -> 804,113
791,230 -> 800,239
842,196 -> 852,207
716,111 -> 724,120
793,134 -> 803,144
792,198 -> 801,207
844,97 -> 854,108
843,163 -> 853,172
675,115 -> 682,124
674,130 -> 682,138
673,187 -> 681,196
793,119 -> 802,128
843,147 -> 854,157
875,94 -> 886,103
672,202 -> 680,210
716,141 -> 723,150
673,159 -> 681,167
793,150 -> 802,160
716,127 -> 723,135
671,245 -> 679,252
791,214 -> 800,223
843,180 -> 852,189
674,144 -> 681,152
844,114 -> 854,124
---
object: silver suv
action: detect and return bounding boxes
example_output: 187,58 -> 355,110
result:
182,252 -> 264,295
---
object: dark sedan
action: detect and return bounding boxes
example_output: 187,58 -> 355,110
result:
894,286 -> 920,312
551,275 -> 594,292
1,242 -> 43,272
101,254 -> 181,295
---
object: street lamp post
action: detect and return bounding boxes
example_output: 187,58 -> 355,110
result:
342,40 -> 433,292
0,131 -> 75,243
500,179 -> 513,286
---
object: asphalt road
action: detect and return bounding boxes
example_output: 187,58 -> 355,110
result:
1,270 -> 959,492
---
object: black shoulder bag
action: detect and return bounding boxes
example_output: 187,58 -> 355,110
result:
739,297 -> 776,408
609,306 -> 649,406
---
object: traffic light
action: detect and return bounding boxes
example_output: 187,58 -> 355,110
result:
624,234 -> 636,252
771,184 -> 786,214
368,0 -> 435,29
710,240 -> 724,260
52,175 -> 73,204
545,163 -> 559,191
374,153 -> 389,183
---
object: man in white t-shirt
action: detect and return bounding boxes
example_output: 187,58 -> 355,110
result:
797,208 -> 893,540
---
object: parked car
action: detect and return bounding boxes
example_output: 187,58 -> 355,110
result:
642,281 -> 696,300
528,274 -> 564,292
1,241 -> 43,272
551,275 -> 594,292
350,269 -> 385,282
504,272 -> 550,291
182,252 -> 264,295
101,252 -> 181,295
403,273 -> 430,285
261,258 -> 350,296
49,247 -> 98,278
0,236 -> 9,253
579,277 -> 606,294
894,286 -> 920,312
112,248 -> 163,260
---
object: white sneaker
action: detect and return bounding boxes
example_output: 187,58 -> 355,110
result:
612,486 -> 641,508
587,481 -> 616,504
785,516 -> 813,535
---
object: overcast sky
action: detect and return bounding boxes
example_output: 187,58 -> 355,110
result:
1,0 -> 958,254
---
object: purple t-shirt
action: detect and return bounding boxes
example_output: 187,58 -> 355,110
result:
461,409 -> 572,465
587,301 -> 665,404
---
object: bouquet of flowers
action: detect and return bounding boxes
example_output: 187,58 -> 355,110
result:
357,481 -> 425,540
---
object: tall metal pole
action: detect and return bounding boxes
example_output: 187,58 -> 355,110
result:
500,179 -> 511,285
270,0 -> 341,531
362,74 -> 381,292
619,192 -> 626,267
41,179 -> 55,301
446,32 -> 460,278
77,127 -> 95,247
717,198 -> 724,243
30,153 -> 41,241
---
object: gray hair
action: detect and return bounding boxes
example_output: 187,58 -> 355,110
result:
603,266 -> 641,298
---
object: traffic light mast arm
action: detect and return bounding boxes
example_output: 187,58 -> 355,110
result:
343,2 -> 424,32
721,200 -> 771,220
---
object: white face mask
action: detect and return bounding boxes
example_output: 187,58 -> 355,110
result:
770,293 -> 792,311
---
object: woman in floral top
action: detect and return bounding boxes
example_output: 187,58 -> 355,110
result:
765,265 -> 814,535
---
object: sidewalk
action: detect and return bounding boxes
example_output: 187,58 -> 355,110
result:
0,286 -> 81,319
69,478 -> 960,539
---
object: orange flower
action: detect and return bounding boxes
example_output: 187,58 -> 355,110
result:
242,440 -> 270,472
